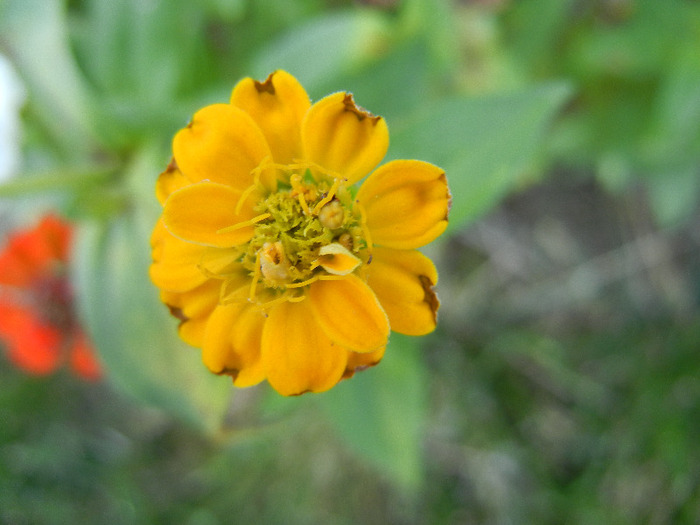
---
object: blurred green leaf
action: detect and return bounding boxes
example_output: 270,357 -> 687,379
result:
399,0 -> 459,75
72,148 -> 231,434
566,0 -> 687,80
250,10 -> 388,98
0,0 -> 100,156
317,334 -> 428,492
647,44 -> 700,169
70,0 -> 221,147
502,0 -> 573,75
332,40 -> 434,125
390,82 -> 572,230
0,166 -> 114,198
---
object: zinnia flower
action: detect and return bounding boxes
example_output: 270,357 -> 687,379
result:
150,71 -> 450,395
0,214 -> 101,380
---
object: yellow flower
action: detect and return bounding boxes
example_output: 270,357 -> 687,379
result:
150,71 -> 450,396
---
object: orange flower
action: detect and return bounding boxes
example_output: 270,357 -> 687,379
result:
0,214 -> 101,380
151,71 -> 450,395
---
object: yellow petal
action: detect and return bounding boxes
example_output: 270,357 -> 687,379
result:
202,299 -> 265,386
230,304 -> 267,388
230,70 -> 311,166
161,280 -> 221,347
317,243 -> 361,275
180,317 -> 208,347
167,279 -> 221,320
367,246 -> 439,336
261,299 -> 347,395
202,302 -> 240,373
150,221 -> 209,293
308,275 -> 389,353
155,158 -> 189,205
302,92 -> 388,184
173,103 -> 276,191
356,160 -> 450,249
344,346 -> 385,379
162,182 -> 257,248
150,260 -> 209,294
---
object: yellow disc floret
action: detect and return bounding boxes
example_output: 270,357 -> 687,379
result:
230,164 -> 370,304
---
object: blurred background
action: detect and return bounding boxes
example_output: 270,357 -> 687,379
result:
1,0 -> 699,523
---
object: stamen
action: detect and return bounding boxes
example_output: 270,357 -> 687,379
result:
304,160 -> 344,182
217,213 -> 270,234
289,173 -> 311,216
312,177 -> 341,215
285,275 -> 320,288
235,183 -> 257,215
237,158 -> 269,214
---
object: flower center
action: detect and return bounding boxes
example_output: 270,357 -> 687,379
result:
238,167 -> 370,300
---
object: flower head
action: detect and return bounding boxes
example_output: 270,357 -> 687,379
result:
151,71 -> 450,395
0,214 -> 101,380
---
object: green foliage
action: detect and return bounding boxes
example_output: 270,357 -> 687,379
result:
390,82 -> 572,230
501,0 -> 700,227
318,334 -> 428,492
72,148 -> 231,434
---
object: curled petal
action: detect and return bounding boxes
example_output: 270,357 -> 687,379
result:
231,70 -> 311,165
162,182 -> 257,248
173,104 -> 276,191
317,243 -> 361,276
302,92 -> 388,184
367,246 -> 439,336
356,160 -> 450,249
202,298 -> 266,388
262,299 -> 347,395
308,275 -> 389,353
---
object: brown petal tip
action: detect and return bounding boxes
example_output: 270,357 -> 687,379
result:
419,274 -> 440,324
253,72 -> 277,95
342,93 -> 382,124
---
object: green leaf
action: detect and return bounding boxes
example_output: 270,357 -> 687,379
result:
0,166 -> 114,198
72,149 -> 231,434
317,334 -> 428,492
389,82 -> 573,230
646,43 -> 700,169
0,0 -> 99,156
250,10 -> 388,98
398,0 -> 459,74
